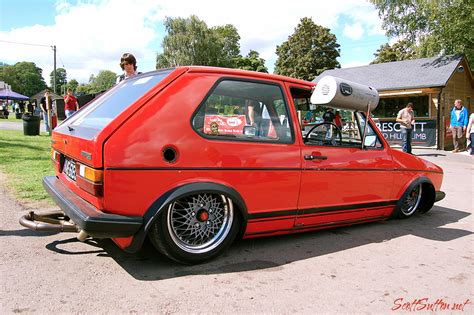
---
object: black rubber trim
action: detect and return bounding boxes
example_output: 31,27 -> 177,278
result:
247,200 -> 397,220
42,176 -> 142,238
246,216 -> 386,236
105,167 -> 443,174
435,191 -> 446,202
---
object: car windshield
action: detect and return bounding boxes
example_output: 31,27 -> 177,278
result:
66,70 -> 172,134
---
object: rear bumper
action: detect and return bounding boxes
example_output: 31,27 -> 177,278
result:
435,191 -> 446,202
43,176 -> 142,238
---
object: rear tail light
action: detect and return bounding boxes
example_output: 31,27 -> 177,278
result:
51,149 -> 61,171
76,163 -> 103,196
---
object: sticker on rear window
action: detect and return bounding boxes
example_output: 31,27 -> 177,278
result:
132,77 -> 153,85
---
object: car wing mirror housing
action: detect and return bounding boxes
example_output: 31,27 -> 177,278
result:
243,125 -> 257,137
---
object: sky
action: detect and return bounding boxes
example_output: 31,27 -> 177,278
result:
0,0 -> 390,85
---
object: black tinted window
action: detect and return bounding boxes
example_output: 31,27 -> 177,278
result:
68,70 -> 172,134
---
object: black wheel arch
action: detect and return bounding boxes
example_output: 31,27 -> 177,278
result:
391,176 -> 436,218
124,182 -> 248,253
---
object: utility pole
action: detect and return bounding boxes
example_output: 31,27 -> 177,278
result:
52,45 -> 57,94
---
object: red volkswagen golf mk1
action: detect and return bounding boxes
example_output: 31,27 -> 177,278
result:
21,67 -> 445,264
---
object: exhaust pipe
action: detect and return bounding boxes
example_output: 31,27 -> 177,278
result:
77,230 -> 89,242
19,210 -> 79,233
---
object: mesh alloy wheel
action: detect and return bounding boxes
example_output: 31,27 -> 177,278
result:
166,193 -> 234,254
400,184 -> 422,217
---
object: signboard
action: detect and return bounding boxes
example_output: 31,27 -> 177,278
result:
375,119 -> 437,147
204,115 -> 246,135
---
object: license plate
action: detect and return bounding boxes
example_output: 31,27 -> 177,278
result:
63,158 -> 77,181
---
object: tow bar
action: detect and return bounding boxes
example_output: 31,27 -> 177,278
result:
19,210 -> 79,233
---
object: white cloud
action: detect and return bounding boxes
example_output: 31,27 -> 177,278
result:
0,0 -> 384,85
343,23 -> 364,40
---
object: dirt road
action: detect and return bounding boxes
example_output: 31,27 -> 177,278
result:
1,149 -> 472,314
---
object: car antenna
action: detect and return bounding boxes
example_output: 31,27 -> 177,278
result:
68,125 -> 74,132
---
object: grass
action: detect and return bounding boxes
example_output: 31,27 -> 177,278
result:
0,130 -> 54,202
1,113 -> 23,122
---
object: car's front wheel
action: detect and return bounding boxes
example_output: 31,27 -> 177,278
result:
392,183 -> 423,219
149,192 -> 240,264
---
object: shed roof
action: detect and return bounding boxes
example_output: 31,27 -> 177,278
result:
314,54 -> 467,91
30,89 -> 63,100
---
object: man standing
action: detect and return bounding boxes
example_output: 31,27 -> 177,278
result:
449,99 -> 469,152
40,90 -> 52,133
64,88 -> 79,118
396,102 -> 415,154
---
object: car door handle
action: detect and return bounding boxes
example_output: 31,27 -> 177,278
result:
304,154 -> 327,160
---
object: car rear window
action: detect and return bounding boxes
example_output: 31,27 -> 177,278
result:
66,70 -> 173,136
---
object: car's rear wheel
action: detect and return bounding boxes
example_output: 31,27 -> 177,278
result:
393,183 -> 423,219
149,192 -> 240,264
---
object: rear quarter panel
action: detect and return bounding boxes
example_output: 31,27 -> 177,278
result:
102,72 -> 302,235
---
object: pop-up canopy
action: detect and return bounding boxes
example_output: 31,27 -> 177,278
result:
0,89 -> 29,101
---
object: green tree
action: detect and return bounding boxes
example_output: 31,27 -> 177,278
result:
274,17 -> 340,81
88,70 -> 117,93
235,50 -> 268,72
0,62 -> 47,96
371,0 -> 474,65
372,39 -> 416,64
76,83 -> 92,95
50,68 -> 67,93
156,15 -> 241,68
65,79 -> 79,93
213,24 -> 241,68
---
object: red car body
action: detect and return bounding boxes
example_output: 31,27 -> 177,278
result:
42,67 -> 444,264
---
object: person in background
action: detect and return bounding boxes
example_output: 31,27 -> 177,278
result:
396,102 -> 415,154
466,112 -> 474,155
334,110 -> 343,129
64,88 -> 79,118
40,90 -> 52,133
116,53 -> 140,83
449,99 -> 469,153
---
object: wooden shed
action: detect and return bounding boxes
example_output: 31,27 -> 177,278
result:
315,54 -> 473,150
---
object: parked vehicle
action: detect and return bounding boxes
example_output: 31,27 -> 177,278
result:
20,67 -> 445,264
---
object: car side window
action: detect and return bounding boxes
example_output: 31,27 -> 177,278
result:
192,79 -> 293,143
303,109 -> 383,149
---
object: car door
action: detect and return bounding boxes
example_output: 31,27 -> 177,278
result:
296,111 -> 396,228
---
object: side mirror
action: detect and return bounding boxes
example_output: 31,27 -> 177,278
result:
243,125 -> 257,137
364,135 -> 377,147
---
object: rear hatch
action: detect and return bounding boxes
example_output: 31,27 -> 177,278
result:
50,68 -> 187,210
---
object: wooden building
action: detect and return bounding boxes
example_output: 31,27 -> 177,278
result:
315,55 -> 473,150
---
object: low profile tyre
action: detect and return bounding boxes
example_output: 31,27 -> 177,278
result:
392,183 -> 423,219
149,192 -> 240,264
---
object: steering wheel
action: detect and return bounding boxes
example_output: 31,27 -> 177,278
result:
304,122 -> 342,145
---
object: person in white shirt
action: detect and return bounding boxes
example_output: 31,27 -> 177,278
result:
396,102 -> 415,154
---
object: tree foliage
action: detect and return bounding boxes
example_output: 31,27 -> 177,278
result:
50,68 -> 67,93
66,79 -> 79,93
0,62 -> 47,96
274,17 -> 340,81
235,50 -> 268,72
372,39 -> 416,64
156,15 -> 241,68
371,0 -> 474,65
88,70 -> 117,93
